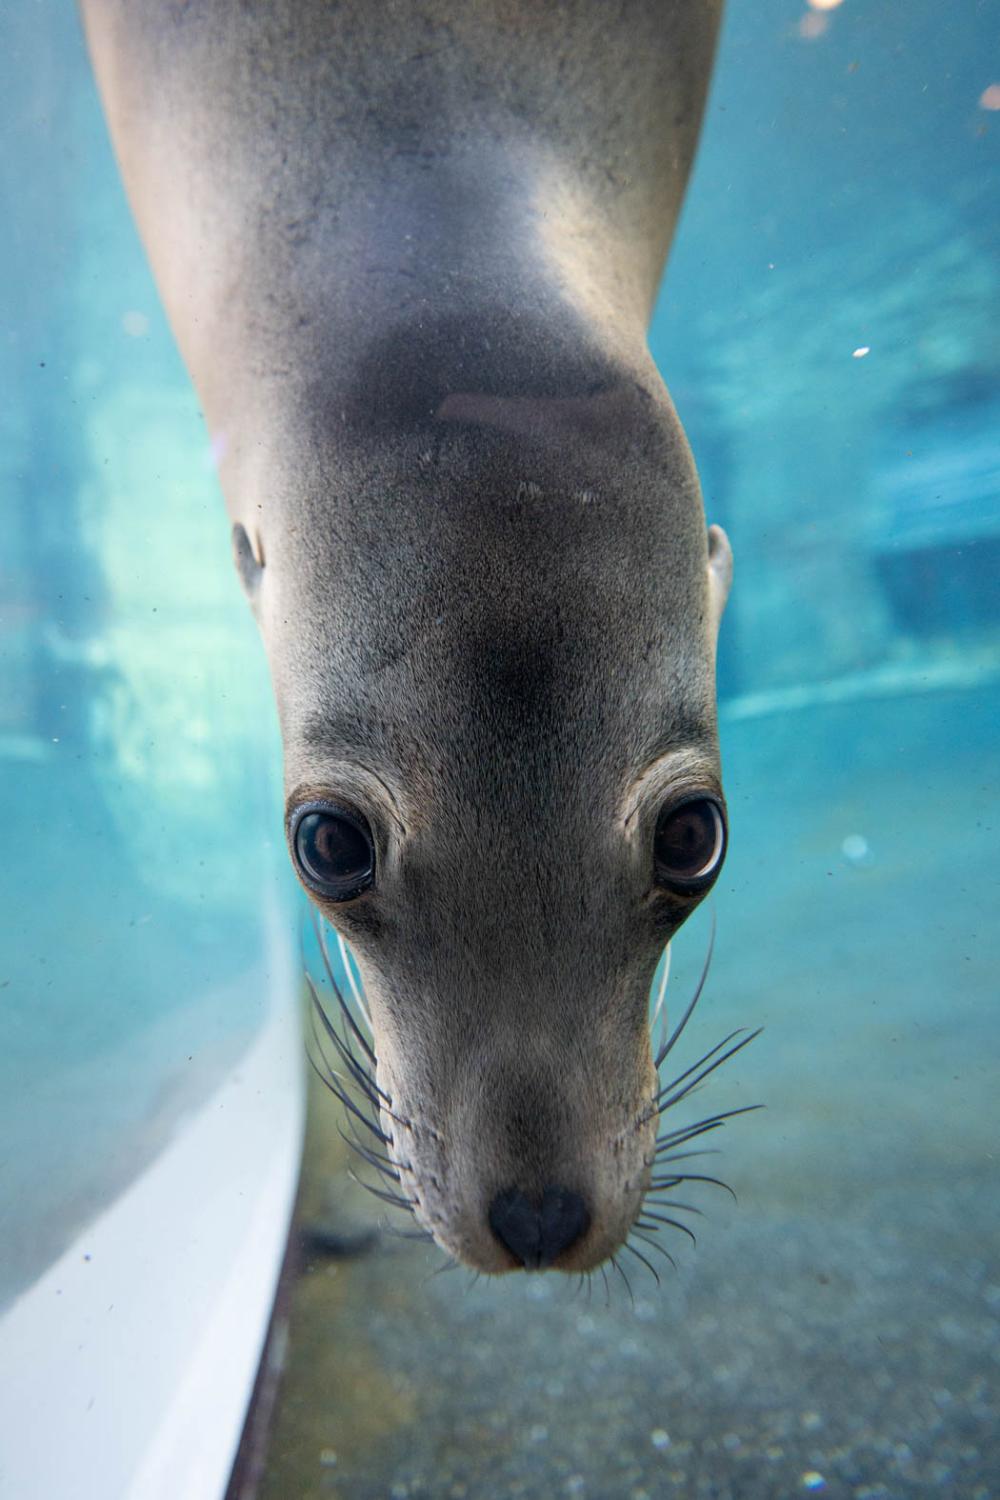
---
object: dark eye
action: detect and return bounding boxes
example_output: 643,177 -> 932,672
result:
654,796 -> 726,892
290,803 -> 375,901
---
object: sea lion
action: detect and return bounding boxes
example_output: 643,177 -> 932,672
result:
81,0 -> 735,1274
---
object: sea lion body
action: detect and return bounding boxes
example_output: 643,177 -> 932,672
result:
81,0 -> 733,1273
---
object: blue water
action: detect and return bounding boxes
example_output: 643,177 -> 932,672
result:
1,0 -> 998,1493
0,4 -> 291,1307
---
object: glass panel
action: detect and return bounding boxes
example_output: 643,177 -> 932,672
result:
0,5 -> 303,1495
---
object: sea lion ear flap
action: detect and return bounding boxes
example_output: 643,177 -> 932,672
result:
232,522 -> 264,610
706,523 -> 733,637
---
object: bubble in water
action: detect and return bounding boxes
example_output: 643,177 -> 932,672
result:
842,833 -> 872,866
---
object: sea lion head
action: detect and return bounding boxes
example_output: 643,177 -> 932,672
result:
232,356 -> 732,1274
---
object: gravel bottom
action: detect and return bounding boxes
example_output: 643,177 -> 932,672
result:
258,1165 -> 998,1500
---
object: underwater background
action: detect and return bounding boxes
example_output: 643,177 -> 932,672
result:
1,1 -> 997,1497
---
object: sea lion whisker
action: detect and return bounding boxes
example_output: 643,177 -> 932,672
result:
656,1101 -> 763,1136
306,973 -> 391,1105
654,1132 -> 723,1162
655,1097 -> 725,1143
637,1211 -> 696,1247
335,926 -> 374,1034
427,1259 -> 461,1282
308,983 -> 387,1114
653,1116 -> 761,1158
304,1037 -> 349,1102
316,961 -> 378,1074
652,1148 -> 721,1165
317,1068 -> 392,1145
317,1029 -> 411,1135
649,1172 -> 738,1203
610,1254 -> 635,1307
344,1118 -> 412,1174
335,1074 -> 410,1140
343,1112 -> 403,1170
657,1027 -> 750,1096
317,971 -> 377,1075
313,909 -> 377,1064
654,1028 -> 763,1111
653,911 -> 716,1069
656,1104 -> 758,1134
599,1265 -> 611,1310
305,1012 -> 339,1093
347,1169 -> 417,1211
653,1119 -> 728,1153
622,1239 -> 661,1287
649,940 -> 672,1035
631,1230 -> 678,1273
336,1125 -> 402,1182
324,1058 -> 382,1114
642,1201 -> 705,1219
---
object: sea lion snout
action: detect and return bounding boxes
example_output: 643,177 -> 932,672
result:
357,969 -> 661,1274
488,1187 -> 591,1271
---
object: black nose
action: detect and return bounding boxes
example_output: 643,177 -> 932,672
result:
488,1186 -> 591,1269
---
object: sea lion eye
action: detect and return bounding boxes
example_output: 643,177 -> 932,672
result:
654,796 -> 726,892
290,803 -> 375,901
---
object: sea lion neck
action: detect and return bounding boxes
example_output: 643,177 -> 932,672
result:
209,145 -> 656,464
82,0 -> 721,437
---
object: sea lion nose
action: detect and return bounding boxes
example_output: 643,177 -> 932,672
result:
488,1185 -> 591,1269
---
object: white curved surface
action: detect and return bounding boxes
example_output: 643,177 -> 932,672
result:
0,950 -> 304,1500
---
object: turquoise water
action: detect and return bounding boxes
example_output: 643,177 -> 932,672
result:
1,0 -> 998,1494
0,4 -> 291,1308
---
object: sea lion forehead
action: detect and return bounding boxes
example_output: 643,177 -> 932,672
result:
286,645 -> 721,826
301,407 -> 706,601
